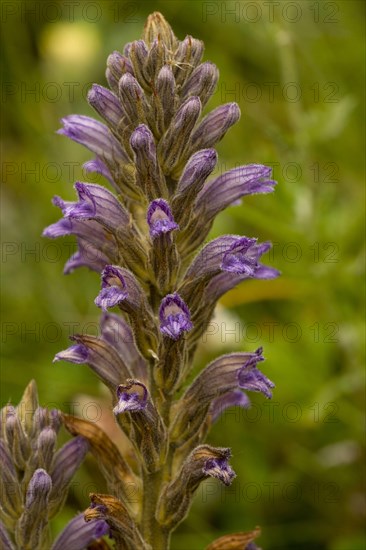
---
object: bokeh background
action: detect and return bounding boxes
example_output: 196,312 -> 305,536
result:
1,1 -> 365,548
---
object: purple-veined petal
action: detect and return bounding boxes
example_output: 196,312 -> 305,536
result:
196,164 -> 276,221
62,182 -> 129,229
58,114 -> 128,164
51,513 -> 109,550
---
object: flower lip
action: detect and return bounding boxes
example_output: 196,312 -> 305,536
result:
95,265 -> 128,311
237,347 -> 275,399
203,456 -> 236,486
159,293 -> 193,340
221,237 -> 259,275
114,380 -> 148,414
147,199 -> 179,238
53,343 -> 88,365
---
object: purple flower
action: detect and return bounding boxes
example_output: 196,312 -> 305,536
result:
170,348 -> 274,444
95,265 -> 128,311
159,293 -> 193,340
95,265 -> 145,312
113,380 -> 148,414
238,364 -> 275,399
147,199 -> 179,238
51,513 -> 109,550
54,312 -> 147,389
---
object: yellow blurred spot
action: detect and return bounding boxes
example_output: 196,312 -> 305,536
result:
220,278 -> 309,307
40,22 -> 101,65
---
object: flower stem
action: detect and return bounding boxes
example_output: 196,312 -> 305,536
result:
142,469 -> 170,549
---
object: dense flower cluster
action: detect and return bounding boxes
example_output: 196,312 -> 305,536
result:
2,12 -> 279,550
0,381 -> 109,549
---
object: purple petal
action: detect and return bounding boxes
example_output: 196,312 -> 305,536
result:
63,240 -> 109,274
83,157 -> 115,187
238,366 -> 275,399
185,235 -> 242,280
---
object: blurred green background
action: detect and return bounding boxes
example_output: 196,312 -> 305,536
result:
1,1 -> 365,549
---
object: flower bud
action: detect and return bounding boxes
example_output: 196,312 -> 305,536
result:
106,51 -> 133,92
15,469 -> 52,550
128,40 -> 150,90
143,12 -> 177,50
173,36 -> 204,86
118,73 -> 150,127
130,124 -> 168,200
158,96 -> 201,176
190,102 -> 240,151
87,84 -> 124,129
48,436 -> 88,517
181,62 -> 219,108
